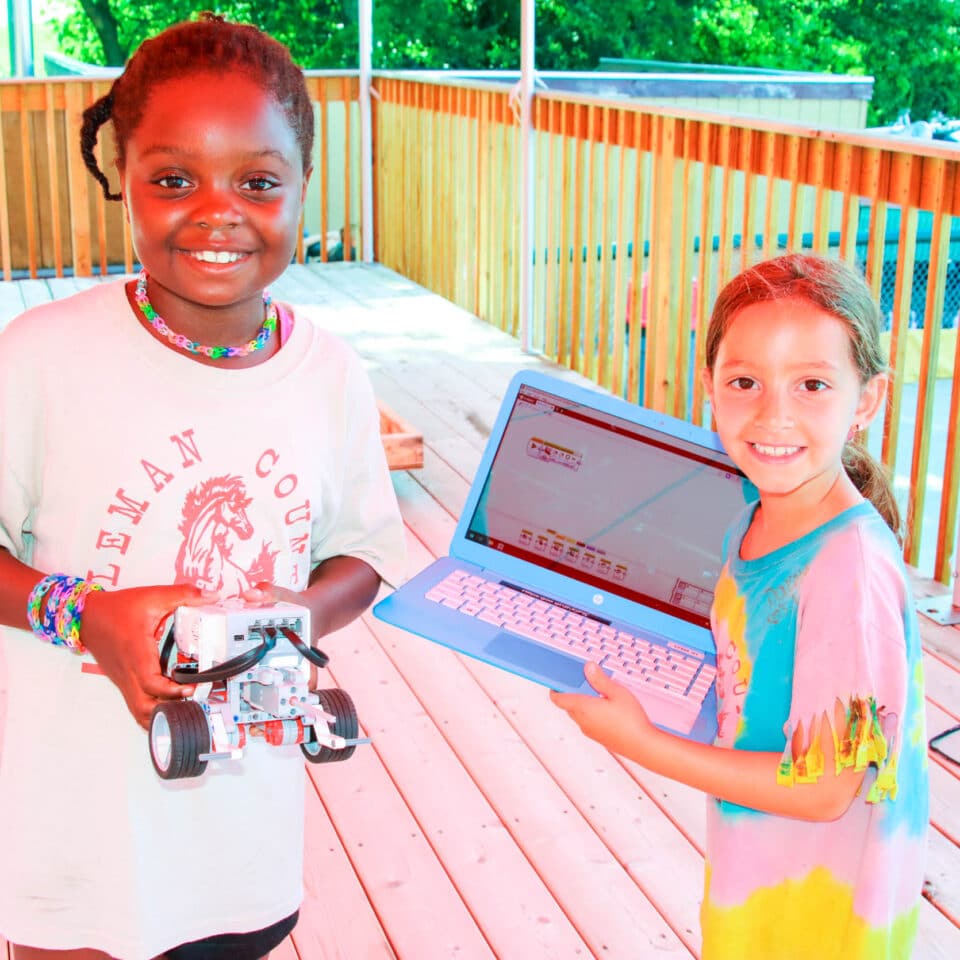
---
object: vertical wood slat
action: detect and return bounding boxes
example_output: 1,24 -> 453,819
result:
495,94 -> 509,334
905,158 -> 951,565
626,114 -> 647,405
738,127 -> 754,275
692,124 -> 716,426
936,328 -> 960,581
543,97 -> 560,360
675,140 -> 694,421
557,102 -> 573,368
19,90 -> 38,277
883,152 -> 918,469
596,105 -> 613,389
90,85 -> 109,276
318,79 -> 330,262
648,114 -> 677,413
0,89 -> 13,280
427,84 -> 439,295
760,130 -> 777,262
502,93 -> 516,336
370,87 -> 380,264
611,108 -> 629,397
809,138 -> 829,252
43,84 -> 64,275
472,88 -> 484,319
582,104 -> 598,382
452,86 -> 464,308
785,135 -> 802,251
63,82 -> 92,276
342,76 -> 353,261
716,125 -> 736,299
478,89 -> 492,326
570,105 -> 586,374
835,142 -> 857,262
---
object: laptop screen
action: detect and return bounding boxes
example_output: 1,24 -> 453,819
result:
464,383 -> 755,629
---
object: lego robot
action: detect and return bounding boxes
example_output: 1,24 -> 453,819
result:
148,600 -> 366,780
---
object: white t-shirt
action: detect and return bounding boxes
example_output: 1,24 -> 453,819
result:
0,280 -> 406,958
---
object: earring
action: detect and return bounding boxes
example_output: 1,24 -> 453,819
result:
846,423 -> 860,443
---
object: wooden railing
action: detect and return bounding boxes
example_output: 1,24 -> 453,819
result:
0,73 -> 362,278
3,71 -> 959,583
372,76 -> 960,583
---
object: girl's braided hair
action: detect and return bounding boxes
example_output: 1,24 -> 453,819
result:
80,12 -> 315,201
705,253 -> 902,538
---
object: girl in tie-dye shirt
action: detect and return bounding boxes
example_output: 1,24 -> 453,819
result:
553,254 -> 929,959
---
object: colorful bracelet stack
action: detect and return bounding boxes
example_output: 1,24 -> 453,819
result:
26,574 -> 104,652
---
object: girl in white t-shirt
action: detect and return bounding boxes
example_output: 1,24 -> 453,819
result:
0,13 -> 404,960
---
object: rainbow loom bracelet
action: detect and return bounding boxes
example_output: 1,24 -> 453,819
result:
57,580 -> 104,651
27,573 -> 65,637
27,573 -> 103,651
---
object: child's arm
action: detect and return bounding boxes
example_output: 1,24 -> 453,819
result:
0,546 -> 209,729
551,661 -> 866,822
245,555 -> 382,643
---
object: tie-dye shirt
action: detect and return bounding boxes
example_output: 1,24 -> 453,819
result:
704,501 -> 929,960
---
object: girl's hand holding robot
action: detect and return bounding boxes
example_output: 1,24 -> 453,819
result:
78,584 -> 214,728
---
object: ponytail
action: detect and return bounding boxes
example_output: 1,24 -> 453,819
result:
80,90 -> 122,202
842,440 -> 902,540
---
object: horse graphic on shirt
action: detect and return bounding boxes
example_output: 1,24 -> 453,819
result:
175,474 -> 278,594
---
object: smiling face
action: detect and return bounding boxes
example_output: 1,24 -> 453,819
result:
118,70 -> 310,332
703,297 -> 886,517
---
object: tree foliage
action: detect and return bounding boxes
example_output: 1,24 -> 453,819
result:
47,0 -> 960,125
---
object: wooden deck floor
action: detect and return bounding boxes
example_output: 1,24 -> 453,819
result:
1,263 -> 958,959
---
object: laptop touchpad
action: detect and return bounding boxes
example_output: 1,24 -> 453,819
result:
484,632 -> 588,689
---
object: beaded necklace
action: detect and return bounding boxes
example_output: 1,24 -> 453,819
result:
133,270 -> 278,359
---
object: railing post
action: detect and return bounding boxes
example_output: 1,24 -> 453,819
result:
358,0 -> 374,263
6,0 -> 35,77
518,0 -> 535,352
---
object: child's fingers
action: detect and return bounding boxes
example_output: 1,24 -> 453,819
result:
144,673 -> 192,700
550,662 -> 615,711
583,660 -> 621,696
548,688 -> 581,711
173,586 -> 221,606
241,584 -> 272,603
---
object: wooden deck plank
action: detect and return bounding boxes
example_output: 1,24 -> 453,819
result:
296,779 -> 396,959
271,936 -> 299,960
0,282 -> 24,332
320,614 -> 595,958
915,903 -> 960,960
12,278 -> 52,311
304,704 -> 497,959
923,648 -> 960,720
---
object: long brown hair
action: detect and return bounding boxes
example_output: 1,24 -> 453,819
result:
705,253 -> 901,537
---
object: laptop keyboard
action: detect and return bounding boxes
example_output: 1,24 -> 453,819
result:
425,569 -> 716,734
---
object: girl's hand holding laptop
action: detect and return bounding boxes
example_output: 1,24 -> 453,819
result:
550,661 -> 660,763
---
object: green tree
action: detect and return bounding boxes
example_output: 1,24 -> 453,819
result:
692,0 -> 960,124
47,0 -> 960,125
